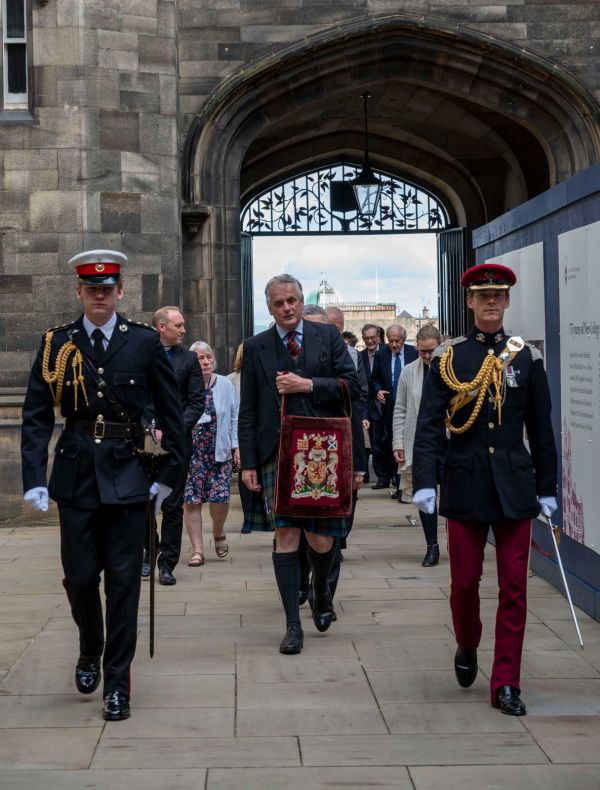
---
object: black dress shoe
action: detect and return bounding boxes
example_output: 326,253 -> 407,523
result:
158,565 -> 176,585
454,647 -> 478,687
102,690 -> 131,721
141,555 -> 151,579
75,654 -> 101,695
363,473 -> 370,484
390,490 -> 400,500
494,685 -> 527,716
310,588 -> 335,633
371,478 -> 390,490
279,624 -> 304,654
422,544 -> 440,567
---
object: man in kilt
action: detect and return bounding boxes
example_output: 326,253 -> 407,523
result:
239,274 -> 364,654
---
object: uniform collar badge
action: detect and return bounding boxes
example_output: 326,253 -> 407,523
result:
119,324 -> 128,333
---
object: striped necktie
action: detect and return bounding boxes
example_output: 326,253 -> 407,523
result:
286,331 -> 301,360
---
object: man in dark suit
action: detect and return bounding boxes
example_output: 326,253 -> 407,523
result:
239,274 -> 364,655
21,250 -> 185,722
371,324 -> 418,490
413,263 -> 558,716
360,323 -> 382,484
141,306 -> 204,586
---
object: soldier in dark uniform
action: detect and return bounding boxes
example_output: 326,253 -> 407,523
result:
21,250 -> 185,722
412,263 -> 558,716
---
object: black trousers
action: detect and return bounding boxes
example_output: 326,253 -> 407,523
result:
373,416 -> 396,482
59,501 -> 147,696
144,455 -> 189,571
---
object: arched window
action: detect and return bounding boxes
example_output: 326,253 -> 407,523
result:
242,162 -> 450,235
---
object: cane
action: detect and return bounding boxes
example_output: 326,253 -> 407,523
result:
545,516 -> 584,649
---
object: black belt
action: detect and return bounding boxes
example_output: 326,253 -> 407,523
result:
64,417 -> 140,440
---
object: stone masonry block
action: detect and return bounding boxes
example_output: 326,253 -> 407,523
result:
98,49 -> 139,71
32,28 -> 81,66
121,90 -> 161,113
58,78 -> 120,110
139,114 -> 176,156
138,35 -> 176,74
4,150 -> 58,170
3,253 -> 59,276
32,276 -> 80,313
159,75 -> 177,116
141,194 -> 178,234
121,151 -> 160,175
100,192 -> 142,233
99,110 -> 140,152
2,233 -> 58,255
57,0 -> 81,27
121,0 -> 158,18
119,72 -> 160,95
81,0 -> 122,31
122,171 -> 161,192
33,66 -> 58,107
30,192 -> 82,233
158,1 -> 176,37
4,170 -> 58,192
98,30 -> 139,51
0,275 -> 33,294
142,273 -> 159,311
122,15 -> 158,35
32,108 -> 95,150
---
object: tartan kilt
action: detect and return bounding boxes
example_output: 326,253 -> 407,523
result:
241,458 -> 350,538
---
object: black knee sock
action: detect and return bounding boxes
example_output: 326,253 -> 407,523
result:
272,551 -> 301,627
420,509 -> 438,546
307,543 -> 336,597
328,540 -> 342,600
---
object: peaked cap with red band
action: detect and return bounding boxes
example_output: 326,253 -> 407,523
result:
69,249 -> 127,285
460,262 -> 516,291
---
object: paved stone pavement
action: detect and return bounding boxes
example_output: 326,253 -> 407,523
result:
1,489 -> 599,789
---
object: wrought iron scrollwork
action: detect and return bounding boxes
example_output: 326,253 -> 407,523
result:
242,163 -> 449,234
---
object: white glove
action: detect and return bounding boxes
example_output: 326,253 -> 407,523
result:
538,496 -> 557,519
24,487 -> 49,512
413,488 -> 436,514
149,481 -> 172,516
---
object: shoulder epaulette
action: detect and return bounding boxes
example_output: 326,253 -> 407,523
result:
432,336 -> 467,359
525,342 -> 543,362
45,320 -> 75,335
126,318 -> 156,331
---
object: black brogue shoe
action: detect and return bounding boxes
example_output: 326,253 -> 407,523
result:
422,544 -> 440,567
454,647 -> 478,688
279,624 -> 304,655
102,690 -> 131,721
158,565 -> 176,586
494,685 -> 527,716
75,654 -> 102,695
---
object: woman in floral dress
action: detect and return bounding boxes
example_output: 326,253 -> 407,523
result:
183,342 -> 239,565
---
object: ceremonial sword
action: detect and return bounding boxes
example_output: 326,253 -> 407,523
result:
545,516 -> 584,649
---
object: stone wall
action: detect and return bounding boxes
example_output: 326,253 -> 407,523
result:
0,0 -> 181,389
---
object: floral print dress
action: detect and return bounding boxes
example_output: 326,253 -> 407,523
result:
184,381 -> 233,504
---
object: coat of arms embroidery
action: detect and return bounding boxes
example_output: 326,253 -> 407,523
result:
291,431 -> 340,500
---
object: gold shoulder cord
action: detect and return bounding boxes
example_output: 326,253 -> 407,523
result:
439,345 -> 504,434
41,331 -> 89,410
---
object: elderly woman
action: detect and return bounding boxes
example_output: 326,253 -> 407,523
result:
183,341 -> 239,565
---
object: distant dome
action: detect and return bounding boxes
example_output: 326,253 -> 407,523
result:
305,277 -> 343,306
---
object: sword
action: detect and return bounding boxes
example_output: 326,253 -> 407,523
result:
148,500 -> 157,658
545,516 -> 584,649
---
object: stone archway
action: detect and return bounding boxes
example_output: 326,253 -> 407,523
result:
181,13 -> 600,363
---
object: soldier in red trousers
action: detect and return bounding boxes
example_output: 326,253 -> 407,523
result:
412,263 -> 558,716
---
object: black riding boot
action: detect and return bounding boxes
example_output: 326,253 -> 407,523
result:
307,543 -> 336,633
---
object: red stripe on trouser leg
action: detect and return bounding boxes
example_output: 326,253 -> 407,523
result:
447,519 -> 488,651
490,518 -> 531,700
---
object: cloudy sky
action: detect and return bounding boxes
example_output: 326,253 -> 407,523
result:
252,234 -> 438,332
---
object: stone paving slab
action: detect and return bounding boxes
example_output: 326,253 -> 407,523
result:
0,490 -> 598,786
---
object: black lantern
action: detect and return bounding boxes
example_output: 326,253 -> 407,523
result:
352,93 -> 382,217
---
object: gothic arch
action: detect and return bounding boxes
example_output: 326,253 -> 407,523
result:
181,12 -> 600,354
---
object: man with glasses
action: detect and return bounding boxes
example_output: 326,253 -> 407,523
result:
412,263 -> 557,717
392,324 -> 444,566
371,324 -> 418,491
